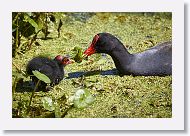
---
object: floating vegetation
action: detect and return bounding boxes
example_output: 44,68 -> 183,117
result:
69,89 -> 95,109
12,12 -> 172,118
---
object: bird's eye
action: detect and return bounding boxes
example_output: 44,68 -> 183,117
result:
64,58 -> 69,62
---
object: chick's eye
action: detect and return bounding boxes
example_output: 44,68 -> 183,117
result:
63,58 -> 69,63
65,58 -> 69,62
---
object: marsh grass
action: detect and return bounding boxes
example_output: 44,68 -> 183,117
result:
12,12 -> 172,118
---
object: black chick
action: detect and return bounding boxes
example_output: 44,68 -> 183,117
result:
26,55 -> 73,91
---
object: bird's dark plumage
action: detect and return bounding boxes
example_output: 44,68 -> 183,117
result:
26,55 -> 73,90
84,33 -> 172,76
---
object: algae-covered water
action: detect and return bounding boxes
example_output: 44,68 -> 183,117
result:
12,12 -> 172,118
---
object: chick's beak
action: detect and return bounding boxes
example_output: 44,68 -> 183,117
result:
67,59 -> 75,64
62,58 -> 75,66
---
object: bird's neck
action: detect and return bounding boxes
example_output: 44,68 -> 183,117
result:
109,47 -> 133,74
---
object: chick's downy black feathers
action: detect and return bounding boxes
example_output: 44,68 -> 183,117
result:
26,55 -> 72,90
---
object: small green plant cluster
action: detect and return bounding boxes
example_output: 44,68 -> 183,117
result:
12,12 -> 172,118
21,70 -> 95,117
12,12 -> 62,57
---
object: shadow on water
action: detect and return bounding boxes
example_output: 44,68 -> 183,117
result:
15,80 -> 49,93
66,68 -> 119,79
15,80 -> 35,93
15,69 -> 118,92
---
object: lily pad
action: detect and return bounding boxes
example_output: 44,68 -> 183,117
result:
71,89 -> 95,109
41,97 -> 55,111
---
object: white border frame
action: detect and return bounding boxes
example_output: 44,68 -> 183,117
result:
0,0 -> 184,130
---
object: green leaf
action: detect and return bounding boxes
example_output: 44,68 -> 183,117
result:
24,14 -> 40,32
32,70 -> 51,84
12,27 -> 17,33
41,97 -> 55,111
85,95 -> 95,104
72,89 -> 95,109
72,46 -> 83,63
26,12 -> 33,16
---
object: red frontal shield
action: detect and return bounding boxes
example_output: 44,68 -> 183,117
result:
84,35 -> 99,56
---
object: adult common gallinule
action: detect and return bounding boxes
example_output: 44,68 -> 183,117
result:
84,33 -> 172,76
26,55 -> 73,90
